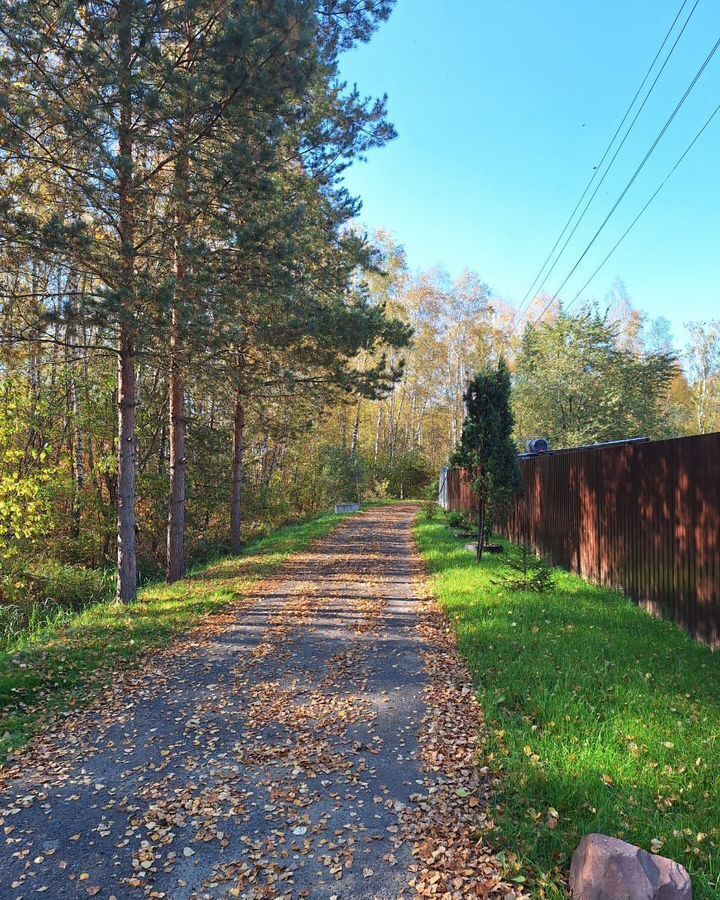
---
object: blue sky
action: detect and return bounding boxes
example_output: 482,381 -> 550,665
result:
339,0 -> 720,342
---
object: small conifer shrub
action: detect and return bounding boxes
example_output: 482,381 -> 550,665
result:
502,542 -> 555,593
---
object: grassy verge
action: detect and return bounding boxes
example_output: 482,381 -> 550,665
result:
0,511 -> 350,764
415,515 -> 720,899
1,564 -> 115,651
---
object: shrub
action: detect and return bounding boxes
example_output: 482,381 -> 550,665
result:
366,477 -> 390,500
501,542 -> 555,593
445,510 -> 467,529
37,563 -> 114,609
0,563 -> 113,649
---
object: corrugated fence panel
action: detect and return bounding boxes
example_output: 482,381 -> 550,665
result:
444,432 -> 720,648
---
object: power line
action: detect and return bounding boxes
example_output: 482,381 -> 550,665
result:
564,99 -> 720,311
531,30 -> 720,325
513,0 -> 700,328
521,0 -> 702,322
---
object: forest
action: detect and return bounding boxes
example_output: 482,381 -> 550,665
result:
1,2 -> 719,621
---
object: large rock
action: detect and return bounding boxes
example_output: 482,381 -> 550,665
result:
570,834 -> 692,900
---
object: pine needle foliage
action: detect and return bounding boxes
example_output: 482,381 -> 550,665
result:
501,542 -> 555,593
451,359 -> 522,562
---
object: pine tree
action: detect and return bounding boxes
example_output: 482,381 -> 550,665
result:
0,0 -> 408,592
208,171 -> 411,552
197,1 -> 404,553
451,359 -> 522,562
153,0 -> 317,580
0,0 -> 180,600
502,542 -> 555,593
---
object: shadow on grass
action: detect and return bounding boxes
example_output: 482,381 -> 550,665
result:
416,519 -> 720,899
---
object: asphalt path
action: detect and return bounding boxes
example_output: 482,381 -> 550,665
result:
0,505 -> 519,900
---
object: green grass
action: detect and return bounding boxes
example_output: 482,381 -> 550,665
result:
0,564 -> 115,650
415,516 -> 720,899
0,511 -> 349,765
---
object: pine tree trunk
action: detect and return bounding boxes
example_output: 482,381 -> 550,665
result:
230,371 -> 245,556
116,0 -> 137,603
117,329 -> 138,602
65,287 -> 84,540
71,385 -> 85,539
167,306 -> 186,581
166,115 -> 190,583
74,281 -> 89,530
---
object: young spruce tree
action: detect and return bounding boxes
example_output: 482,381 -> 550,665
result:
452,359 -> 522,562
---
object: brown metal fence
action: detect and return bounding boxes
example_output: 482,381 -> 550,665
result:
443,433 -> 720,648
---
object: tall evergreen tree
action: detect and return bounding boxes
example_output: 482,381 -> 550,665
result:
1,0 -> 401,593
452,359 -> 522,562
152,0 -> 317,580
1,0 -> 179,600
195,2 -> 402,553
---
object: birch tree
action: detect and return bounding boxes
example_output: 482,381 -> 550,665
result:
685,321 -> 720,434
